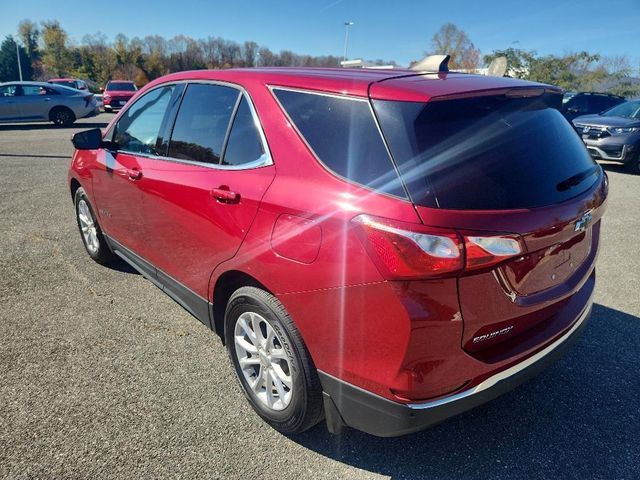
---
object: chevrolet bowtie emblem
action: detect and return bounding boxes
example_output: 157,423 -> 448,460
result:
574,211 -> 593,232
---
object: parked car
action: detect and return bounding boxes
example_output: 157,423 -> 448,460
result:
0,81 -> 98,126
68,66 -> 606,437
573,99 -> 640,174
561,91 -> 625,121
102,80 -> 137,112
48,78 -> 89,91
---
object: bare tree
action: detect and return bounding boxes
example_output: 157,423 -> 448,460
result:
429,23 -> 481,70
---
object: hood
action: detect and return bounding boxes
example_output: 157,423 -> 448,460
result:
572,114 -> 640,128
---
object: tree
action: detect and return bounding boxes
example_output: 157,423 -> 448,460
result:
429,23 -> 481,70
242,41 -> 258,68
483,48 -> 537,79
41,20 -> 72,77
0,36 -> 33,81
17,19 -> 39,61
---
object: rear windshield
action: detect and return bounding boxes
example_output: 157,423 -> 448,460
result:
107,82 -> 136,91
51,80 -> 75,88
373,94 -> 600,210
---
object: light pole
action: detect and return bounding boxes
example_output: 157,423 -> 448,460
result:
343,21 -> 354,62
15,37 -> 23,81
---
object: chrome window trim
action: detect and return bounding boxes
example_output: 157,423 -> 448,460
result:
267,84 -> 369,102
108,79 -> 273,171
268,85 -> 409,201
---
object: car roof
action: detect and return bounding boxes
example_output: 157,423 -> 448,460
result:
145,67 -> 557,102
49,78 -> 78,81
0,81 -> 54,87
107,80 -> 134,83
574,91 -> 623,98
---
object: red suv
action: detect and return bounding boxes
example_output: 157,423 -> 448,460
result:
68,66 -> 606,437
102,80 -> 137,111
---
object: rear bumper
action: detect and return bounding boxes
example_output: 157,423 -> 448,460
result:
320,300 -> 591,437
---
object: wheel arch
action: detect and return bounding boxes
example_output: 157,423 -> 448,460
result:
70,177 -> 82,202
212,269 -> 272,343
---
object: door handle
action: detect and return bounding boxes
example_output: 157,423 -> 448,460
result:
211,185 -> 240,204
126,168 -> 143,180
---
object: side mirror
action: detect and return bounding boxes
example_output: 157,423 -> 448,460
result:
71,128 -> 103,150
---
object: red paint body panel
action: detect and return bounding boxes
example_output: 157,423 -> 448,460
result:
271,214 -> 322,264
69,67 -> 606,413
133,160 -> 275,297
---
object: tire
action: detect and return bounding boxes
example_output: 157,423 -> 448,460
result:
624,151 -> 640,175
225,286 -> 324,434
50,106 -> 76,126
74,187 -> 116,265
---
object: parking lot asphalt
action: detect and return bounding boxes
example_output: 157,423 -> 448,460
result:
0,114 -> 638,480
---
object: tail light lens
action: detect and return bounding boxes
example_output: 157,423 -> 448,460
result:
352,215 -> 464,279
465,235 -> 522,271
353,215 -> 523,279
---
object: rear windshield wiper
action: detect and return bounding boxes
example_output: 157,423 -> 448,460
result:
556,166 -> 598,192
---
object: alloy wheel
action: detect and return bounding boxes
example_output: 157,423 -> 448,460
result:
233,311 -> 293,411
77,199 -> 99,254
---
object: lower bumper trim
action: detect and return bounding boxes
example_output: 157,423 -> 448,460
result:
318,301 -> 591,437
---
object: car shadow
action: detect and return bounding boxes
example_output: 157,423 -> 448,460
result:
292,303 -> 639,479
106,258 -> 139,275
600,161 -> 635,175
0,122 -> 108,131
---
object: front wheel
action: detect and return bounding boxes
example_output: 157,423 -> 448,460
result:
624,151 -> 640,175
225,286 -> 324,434
74,187 -> 116,265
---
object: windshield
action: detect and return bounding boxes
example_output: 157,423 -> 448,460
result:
602,101 -> 640,119
107,82 -> 136,92
373,93 -> 600,210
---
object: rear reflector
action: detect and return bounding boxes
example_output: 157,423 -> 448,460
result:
353,214 -> 523,279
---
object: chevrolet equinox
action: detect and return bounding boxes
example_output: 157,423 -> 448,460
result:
68,65 -> 607,437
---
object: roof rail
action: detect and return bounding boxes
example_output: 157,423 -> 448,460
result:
410,54 -> 450,73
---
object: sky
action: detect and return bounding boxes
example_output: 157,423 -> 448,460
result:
0,0 -> 639,69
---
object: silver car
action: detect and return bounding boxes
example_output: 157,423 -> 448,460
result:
0,81 -> 99,126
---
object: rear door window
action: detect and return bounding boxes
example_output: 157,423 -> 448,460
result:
272,88 -> 406,198
373,94 -> 599,210
168,83 -> 239,164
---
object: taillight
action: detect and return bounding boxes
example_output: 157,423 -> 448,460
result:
464,235 -> 522,271
352,215 -> 464,279
352,214 -> 523,280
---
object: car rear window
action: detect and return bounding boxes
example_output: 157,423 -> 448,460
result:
107,82 -> 136,91
52,81 -> 75,88
272,88 -> 406,198
373,94 -> 600,210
